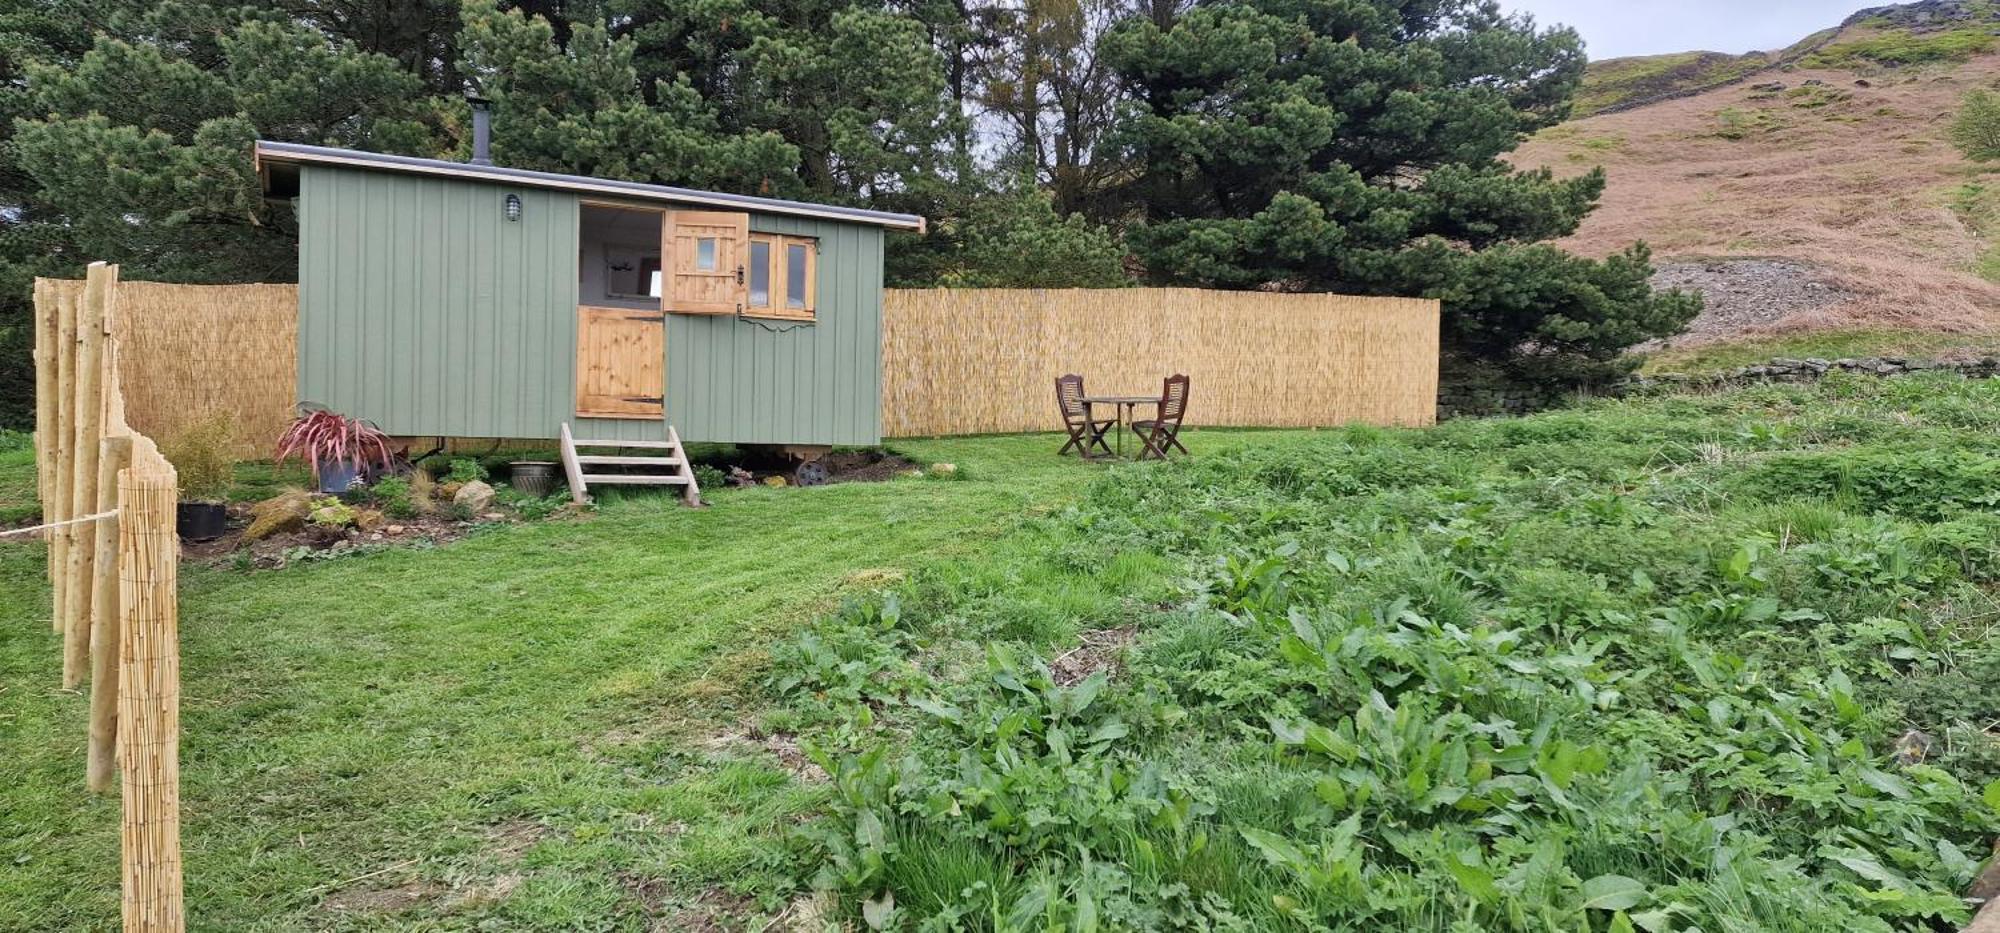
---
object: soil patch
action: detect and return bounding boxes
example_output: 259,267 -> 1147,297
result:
702,725 -> 828,783
708,448 -> 919,487
1050,624 -> 1140,686
321,879 -> 440,914
181,502 -> 484,568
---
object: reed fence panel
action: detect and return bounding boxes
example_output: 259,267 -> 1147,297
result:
39,280 -> 296,460
881,288 -> 1440,437
37,282 -> 1440,446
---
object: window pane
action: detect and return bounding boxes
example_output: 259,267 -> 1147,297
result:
786,243 -> 808,309
641,257 -> 662,298
749,241 -> 770,307
696,238 -> 717,272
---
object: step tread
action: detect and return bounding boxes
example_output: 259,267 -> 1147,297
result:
571,439 -> 681,450
575,455 -> 688,467
579,473 -> 691,486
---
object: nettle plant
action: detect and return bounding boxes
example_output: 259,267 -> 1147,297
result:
775,379 -> 2000,931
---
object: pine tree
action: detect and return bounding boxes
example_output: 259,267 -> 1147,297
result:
1106,0 -> 1699,378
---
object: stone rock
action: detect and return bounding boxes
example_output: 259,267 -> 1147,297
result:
385,524 -> 406,535
1749,81 -> 1786,92
244,491 -> 313,541
1969,836 -> 2000,903
763,476 -> 788,487
353,508 -> 385,532
482,511 -> 505,521
1891,730 -> 1935,766
726,466 -> 757,488
1854,79 -> 1872,88
453,480 -> 495,512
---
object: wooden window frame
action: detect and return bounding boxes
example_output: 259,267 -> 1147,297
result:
746,233 -> 779,312
745,234 -> 817,323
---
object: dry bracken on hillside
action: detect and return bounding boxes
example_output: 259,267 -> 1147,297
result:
1516,21 -> 2000,347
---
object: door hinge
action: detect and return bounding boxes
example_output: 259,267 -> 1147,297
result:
736,264 -> 745,284
624,314 -> 665,323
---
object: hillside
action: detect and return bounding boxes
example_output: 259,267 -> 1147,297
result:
1522,0 -> 2000,357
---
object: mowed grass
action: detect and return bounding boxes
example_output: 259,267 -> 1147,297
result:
0,429 -> 1308,930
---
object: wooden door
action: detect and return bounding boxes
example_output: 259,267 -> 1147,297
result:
662,210 -> 749,315
575,306 -> 665,418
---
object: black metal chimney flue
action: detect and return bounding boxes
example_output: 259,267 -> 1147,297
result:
467,93 -> 492,166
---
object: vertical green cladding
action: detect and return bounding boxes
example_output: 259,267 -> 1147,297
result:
298,165 -> 579,439
297,165 -> 884,446
664,215 -> 883,447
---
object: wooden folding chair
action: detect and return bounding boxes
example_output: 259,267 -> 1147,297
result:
1055,374 -> 1116,459
1133,374 -> 1190,460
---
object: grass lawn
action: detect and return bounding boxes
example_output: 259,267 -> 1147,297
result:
0,428 -> 1303,930
9,372 -> 2000,930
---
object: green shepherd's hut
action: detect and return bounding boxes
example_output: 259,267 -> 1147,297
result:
254,110 -> 922,498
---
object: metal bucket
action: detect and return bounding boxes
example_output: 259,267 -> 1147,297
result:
509,461 -> 558,498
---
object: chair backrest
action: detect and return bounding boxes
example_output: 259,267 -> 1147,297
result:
1055,374 -> 1089,425
1158,373 -> 1190,422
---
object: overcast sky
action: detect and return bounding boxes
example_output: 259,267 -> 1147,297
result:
1502,1 -> 1864,59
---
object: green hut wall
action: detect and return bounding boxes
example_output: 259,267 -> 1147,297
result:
296,164 -> 884,446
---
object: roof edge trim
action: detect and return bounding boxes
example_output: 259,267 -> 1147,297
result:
254,141 -> 926,233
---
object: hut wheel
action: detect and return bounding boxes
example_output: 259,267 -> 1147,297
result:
793,459 -> 831,487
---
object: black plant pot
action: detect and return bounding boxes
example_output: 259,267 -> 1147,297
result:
176,501 -> 228,542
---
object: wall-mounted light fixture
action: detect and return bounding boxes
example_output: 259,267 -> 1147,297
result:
504,193 -> 522,222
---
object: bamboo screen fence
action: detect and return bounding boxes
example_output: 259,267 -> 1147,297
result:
39,279 -> 296,460
880,288 -> 1441,437
26,264 -> 184,932
38,282 -> 1440,446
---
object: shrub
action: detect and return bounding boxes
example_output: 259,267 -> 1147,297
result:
444,458 -> 487,484
163,414 -> 237,502
1952,89 -> 2000,162
306,497 -> 354,528
368,476 -> 419,519
691,463 -> 726,493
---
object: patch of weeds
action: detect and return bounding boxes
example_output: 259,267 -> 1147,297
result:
1805,26 -> 1997,69
1786,84 -> 1853,109
1946,181 -> 2000,281
444,458 -> 488,484
780,378 -> 2000,930
1712,106 -> 1785,139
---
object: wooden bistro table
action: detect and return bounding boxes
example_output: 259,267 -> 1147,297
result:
1081,394 -> 1161,459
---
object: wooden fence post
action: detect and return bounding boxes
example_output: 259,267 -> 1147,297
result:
51,286 -> 77,633
33,279 -> 57,539
118,436 -> 182,933
88,433 -> 131,793
65,263 -> 111,688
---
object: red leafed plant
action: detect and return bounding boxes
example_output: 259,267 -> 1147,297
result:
275,408 -> 395,479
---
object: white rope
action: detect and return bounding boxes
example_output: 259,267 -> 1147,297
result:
0,510 -> 120,540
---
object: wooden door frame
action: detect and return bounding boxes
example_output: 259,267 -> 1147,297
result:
575,200 -> 670,419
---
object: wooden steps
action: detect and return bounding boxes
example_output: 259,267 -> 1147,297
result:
560,423 -> 703,507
